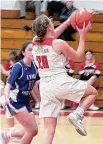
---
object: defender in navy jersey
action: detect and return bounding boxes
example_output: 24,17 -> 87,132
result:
0,41 -> 38,144
8,59 -> 38,105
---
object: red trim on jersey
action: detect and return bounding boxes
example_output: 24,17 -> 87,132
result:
32,37 -> 54,46
79,62 -> 85,71
41,37 -> 54,46
68,61 -> 75,69
79,61 -> 101,71
95,62 -> 101,70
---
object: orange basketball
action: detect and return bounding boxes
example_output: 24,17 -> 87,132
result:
70,9 -> 93,29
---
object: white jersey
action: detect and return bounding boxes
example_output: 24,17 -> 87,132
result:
32,38 -> 87,118
32,38 -> 67,78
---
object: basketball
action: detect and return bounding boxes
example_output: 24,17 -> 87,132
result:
70,8 -> 93,29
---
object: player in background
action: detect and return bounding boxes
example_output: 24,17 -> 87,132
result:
0,41 -> 39,144
32,14 -> 97,144
5,50 -> 18,71
0,64 -> 10,107
4,50 -> 19,129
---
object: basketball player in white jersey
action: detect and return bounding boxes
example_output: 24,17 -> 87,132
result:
32,15 -> 97,143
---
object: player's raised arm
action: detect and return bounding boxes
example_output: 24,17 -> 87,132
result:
54,17 -> 71,38
53,22 -> 91,62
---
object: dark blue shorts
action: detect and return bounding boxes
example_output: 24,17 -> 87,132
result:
7,99 -> 33,115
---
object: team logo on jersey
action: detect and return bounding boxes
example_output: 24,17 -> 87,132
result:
27,74 -> 36,80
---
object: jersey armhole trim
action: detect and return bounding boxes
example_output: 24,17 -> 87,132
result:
17,62 -> 23,79
32,61 -> 38,76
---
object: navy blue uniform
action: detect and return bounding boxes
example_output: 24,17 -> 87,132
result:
7,60 -> 38,114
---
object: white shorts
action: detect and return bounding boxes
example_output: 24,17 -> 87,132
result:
39,73 -> 87,118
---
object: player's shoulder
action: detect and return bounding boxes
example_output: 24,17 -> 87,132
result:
53,39 -> 65,44
12,60 -> 23,70
53,39 -> 68,53
52,39 -> 67,49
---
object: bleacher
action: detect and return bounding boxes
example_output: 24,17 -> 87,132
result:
1,10 -> 103,108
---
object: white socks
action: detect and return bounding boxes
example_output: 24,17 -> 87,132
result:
6,126 -> 16,138
74,107 -> 84,116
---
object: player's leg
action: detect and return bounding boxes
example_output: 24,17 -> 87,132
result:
87,77 -> 99,110
42,117 -> 57,144
87,76 -> 98,86
32,81 -> 40,109
78,84 -> 97,110
14,110 -> 38,144
67,84 -> 97,136
39,80 -> 60,144
1,109 -> 38,144
5,106 -> 15,129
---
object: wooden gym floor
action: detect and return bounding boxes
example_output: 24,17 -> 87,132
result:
0,110 -> 103,144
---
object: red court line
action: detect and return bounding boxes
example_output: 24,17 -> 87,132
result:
59,111 -> 103,117
1,109 -> 103,117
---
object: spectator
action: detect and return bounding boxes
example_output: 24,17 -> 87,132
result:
5,50 -> 18,71
60,1 -> 76,22
59,1 -> 77,41
79,50 -> 101,110
19,0 -> 26,19
47,1 -> 65,20
19,0 -> 42,19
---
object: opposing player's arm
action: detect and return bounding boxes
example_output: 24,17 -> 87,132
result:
53,39 -> 85,62
4,63 -> 22,104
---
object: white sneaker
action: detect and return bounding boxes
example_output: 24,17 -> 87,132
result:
35,102 -> 40,109
67,113 -> 87,136
11,137 -> 21,142
88,104 -> 99,111
0,132 -> 8,144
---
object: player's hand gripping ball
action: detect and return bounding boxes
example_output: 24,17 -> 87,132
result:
70,8 -> 93,29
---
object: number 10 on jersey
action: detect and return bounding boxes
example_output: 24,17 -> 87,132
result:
36,56 -> 49,69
